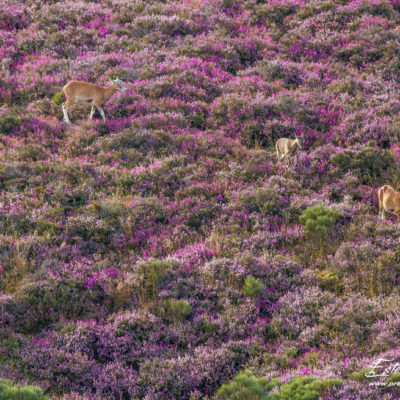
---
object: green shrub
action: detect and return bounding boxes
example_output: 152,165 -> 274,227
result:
349,368 -> 370,383
0,379 -> 48,400
387,374 -> 400,384
242,276 -> 264,298
277,376 -> 343,400
51,91 -> 63,106
316,270 -> 342,293
217,370 -> 278,400
160,299 -> 191,322
299,205 -> 341,236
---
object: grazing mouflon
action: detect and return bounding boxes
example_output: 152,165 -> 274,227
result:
378,185 -> 400,219
61,78 -> 127,124
276,136 -> 304,166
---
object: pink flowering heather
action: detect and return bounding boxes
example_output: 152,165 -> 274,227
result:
2,0 -> 400,398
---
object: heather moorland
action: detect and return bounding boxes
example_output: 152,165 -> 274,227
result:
1,0 -> 400,399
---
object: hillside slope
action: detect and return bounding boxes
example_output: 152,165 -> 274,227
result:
1,0 -> 400,398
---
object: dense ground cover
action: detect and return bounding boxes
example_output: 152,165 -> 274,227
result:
2,0 -> 400,398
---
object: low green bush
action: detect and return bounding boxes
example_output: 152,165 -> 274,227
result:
349,368 -> 370,383
242,276 -> 264,298
277,376 -> 343,400
299,205 -> 341,236
51,91 -> 63,106
0,379 -> 48,400
217,370 -> 278,400
159,299 -> 191,322
217,369 -> 342,400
